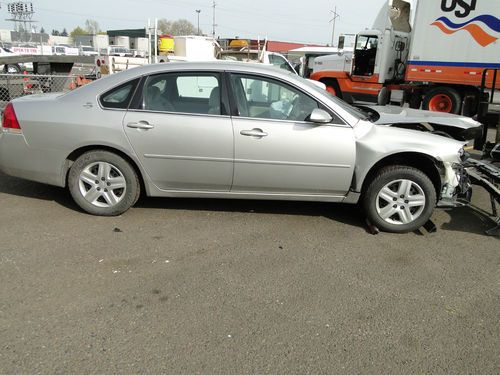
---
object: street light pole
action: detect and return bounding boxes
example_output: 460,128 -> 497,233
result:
196,9 -> 201,35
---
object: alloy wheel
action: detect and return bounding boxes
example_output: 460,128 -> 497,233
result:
78,162 -> 127,208
375,179 -> 426,225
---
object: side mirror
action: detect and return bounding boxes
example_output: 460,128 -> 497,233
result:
309,108 -> 333,124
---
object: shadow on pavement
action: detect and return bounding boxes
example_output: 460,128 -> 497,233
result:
137,196 -> 367,230
2,172 -> 497,237
441,205 -> 499,238
0,172 -> 366,230
0,172 -> 76,210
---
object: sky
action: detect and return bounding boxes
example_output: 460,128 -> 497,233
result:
0,0 -> 389,45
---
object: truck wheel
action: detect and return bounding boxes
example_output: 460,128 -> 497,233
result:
362,166 -> 437,233
408,91 -> 422,109
321,79 -> 342,99
377,87 -> 391,106
422,87 -> 462,114
68,150 -> 140,216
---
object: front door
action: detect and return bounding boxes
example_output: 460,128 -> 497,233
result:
123,72 -> 234,191
228,73 -> 356,196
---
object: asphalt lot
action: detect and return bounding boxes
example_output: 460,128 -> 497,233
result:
0,170 -> 498,374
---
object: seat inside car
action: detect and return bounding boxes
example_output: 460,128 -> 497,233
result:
208,87 -> 220,115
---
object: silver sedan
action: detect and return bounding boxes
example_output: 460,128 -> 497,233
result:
0,62 -> 469,233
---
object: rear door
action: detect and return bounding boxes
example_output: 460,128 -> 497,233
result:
228,72 -> 356,196
123,71 -> 234,191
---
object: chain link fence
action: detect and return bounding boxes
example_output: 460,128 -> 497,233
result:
0,73 -> 85,110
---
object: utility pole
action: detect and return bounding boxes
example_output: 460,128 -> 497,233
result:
196,9 -> 201,35
212,1 -> 217,39
329,6 -> 340,47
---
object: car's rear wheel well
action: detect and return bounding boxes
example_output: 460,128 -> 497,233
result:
361,153 -> 442,197
65,146 -> 145,195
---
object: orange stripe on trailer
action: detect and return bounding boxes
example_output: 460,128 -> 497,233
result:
431,21 -> 498,48
406,65 -> 497,88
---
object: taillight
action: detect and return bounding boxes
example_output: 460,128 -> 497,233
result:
2,102 -> 21,130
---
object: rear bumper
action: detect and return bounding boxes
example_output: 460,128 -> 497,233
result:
0,130 -> 65,187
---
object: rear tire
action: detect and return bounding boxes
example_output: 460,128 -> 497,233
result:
68,150 -> 140,216
362,166 -> 437,233
422,87 -> 462,114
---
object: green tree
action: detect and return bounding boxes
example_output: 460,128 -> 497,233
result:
51,29 -> 60,36
70,26 -> 87,39
61,28 -> 68,37
40,27 -> 46,34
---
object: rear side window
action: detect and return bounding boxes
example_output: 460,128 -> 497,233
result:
100,78 -> 139,109
141,72 -> 222,115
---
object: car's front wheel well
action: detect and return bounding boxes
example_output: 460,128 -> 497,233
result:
361,153 -> 442,197
65,146 -> 145,194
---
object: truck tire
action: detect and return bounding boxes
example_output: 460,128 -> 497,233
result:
321,79 -> 343,99
68,150 -> 140,216
378,87 -> 391,106
362,166 -> 437,234
422,87 -> 462,114
408,91 -> 422,109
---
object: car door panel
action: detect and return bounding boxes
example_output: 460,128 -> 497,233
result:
228,72 -> 356,195
124,112 -> 233,191
232,118 -> 356,195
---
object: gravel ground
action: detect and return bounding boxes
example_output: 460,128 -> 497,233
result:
0,170 -> 498,374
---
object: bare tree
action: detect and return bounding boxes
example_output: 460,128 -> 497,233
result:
157,19 -> 198,36
157,19 -> 172,35
85,19 -> 100,35
170,19 -> 197,35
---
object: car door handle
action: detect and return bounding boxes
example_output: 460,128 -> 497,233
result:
127,121 -> 155,130
240,129 -> 268,138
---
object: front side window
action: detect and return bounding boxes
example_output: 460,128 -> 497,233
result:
142,73 -> 221,115
100,78 -> 139,109
229,73 -> 318,122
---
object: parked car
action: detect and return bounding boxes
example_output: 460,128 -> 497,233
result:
0,62 -> 470,233
79,45 -> 98,57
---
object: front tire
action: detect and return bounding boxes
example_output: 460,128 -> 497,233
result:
68,151 -> 140,216
362,166 -> 437,233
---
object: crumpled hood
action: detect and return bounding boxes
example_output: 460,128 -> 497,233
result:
367,105 -> 481,130
353,119 -> 465,163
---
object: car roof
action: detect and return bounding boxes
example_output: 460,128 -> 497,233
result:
118,61 -> 292,77
83,61 -> 298,94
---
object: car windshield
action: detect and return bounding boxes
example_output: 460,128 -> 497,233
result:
299,78 -> 370,121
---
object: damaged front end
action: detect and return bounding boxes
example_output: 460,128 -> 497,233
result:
437,159 -> 472,208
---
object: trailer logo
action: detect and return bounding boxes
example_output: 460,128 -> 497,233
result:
441,0 -> 476,18
432,0 -> 500,47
